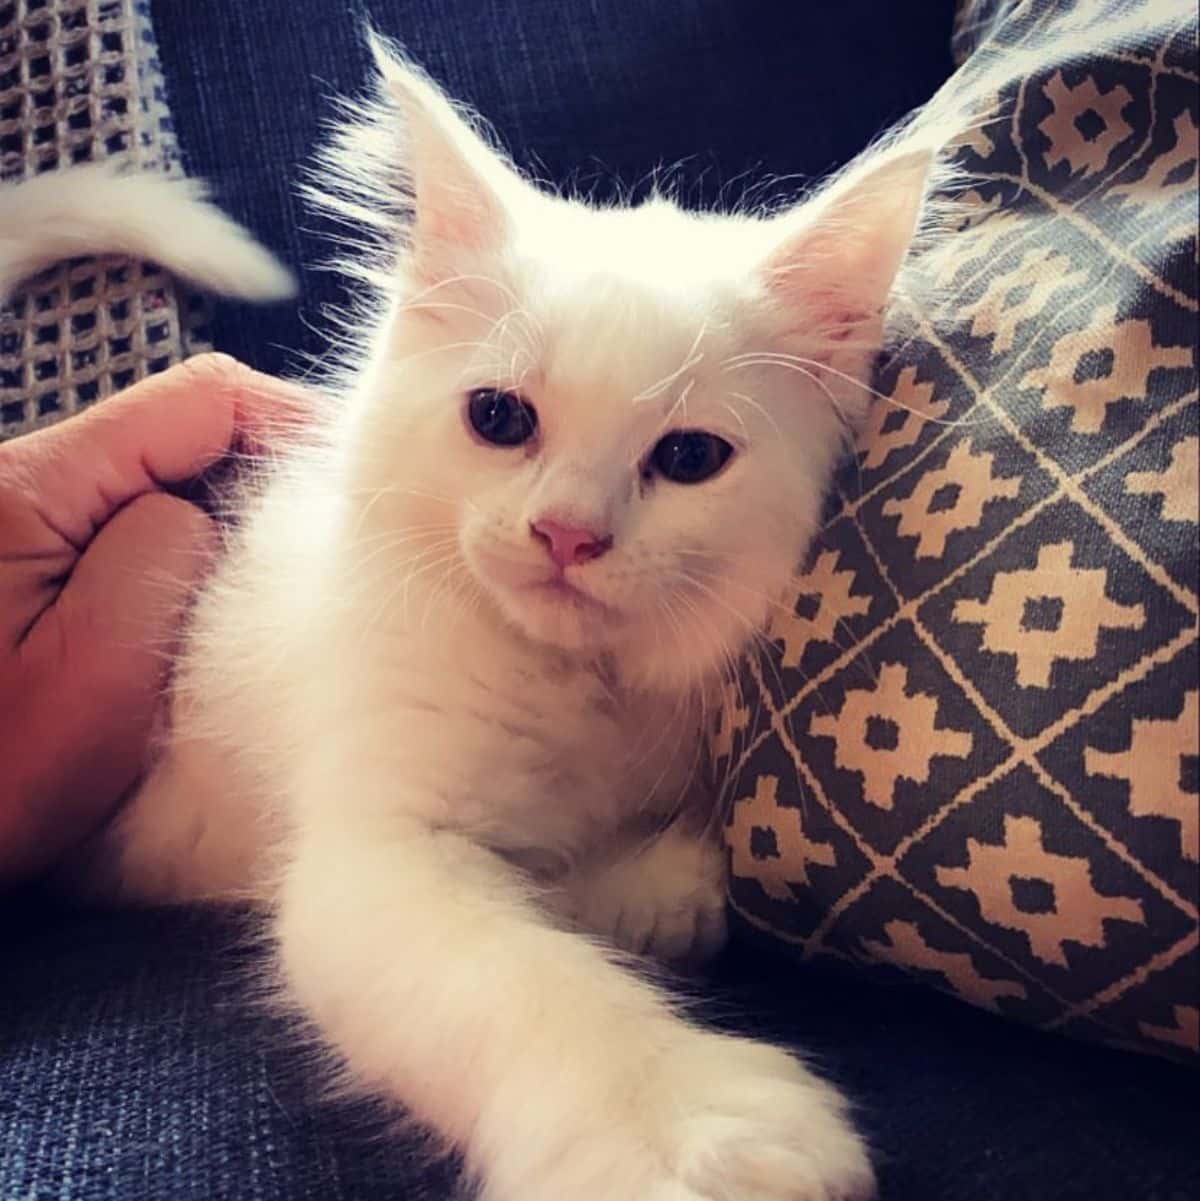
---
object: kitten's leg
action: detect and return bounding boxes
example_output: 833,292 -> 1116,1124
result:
63,735 -> 276,906
550,819 -> 729,965
279,807 -> 874,1201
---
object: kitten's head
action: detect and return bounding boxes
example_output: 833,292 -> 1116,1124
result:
332,46 -> 933,692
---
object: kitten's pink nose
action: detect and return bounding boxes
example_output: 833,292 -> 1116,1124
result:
530,519 -> 613,568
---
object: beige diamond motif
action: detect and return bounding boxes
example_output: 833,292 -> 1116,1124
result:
857,366 -> 950,471
1125,436 -> 1199,524
711,674 -> 753,766
953,542 -> 1145,688
1085,690 -> 1199,862
957,247 -> 1089,355
955,188 -> 1006,233
768,551 -> 871,667
809,663 -> 973,810
1020,306 -> 1193,434
1139,1004 -> 1200,1054
1039,71 -> 1133,175
936,813 -> 1145,968
958,121 -> 999,160
862,919 -> 1027,1011
727,774 -> 836,899
950,91 -> 1005,161
883,440 -> 1021,559
1112,110 -> 1199,206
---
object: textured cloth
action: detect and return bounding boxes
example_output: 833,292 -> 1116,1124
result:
1,902 -> 1197,1201
720,0 -> 1200,1060
0,0 -> 208,439
10,4 -> 1194,1199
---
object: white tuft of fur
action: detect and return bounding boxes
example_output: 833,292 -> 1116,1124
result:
73,33 -> 963,1201
546,820 -> 730,964
0,163 -> 296,304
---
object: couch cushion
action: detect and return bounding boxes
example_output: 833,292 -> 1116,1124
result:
718,0 -> 1199,1060
2,903 -> 1197,1201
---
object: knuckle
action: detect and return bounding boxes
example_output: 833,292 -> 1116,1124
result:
174,351 -> 247,389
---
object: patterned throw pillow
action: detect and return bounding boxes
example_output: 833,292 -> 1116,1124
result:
716,0 -> 1199,1060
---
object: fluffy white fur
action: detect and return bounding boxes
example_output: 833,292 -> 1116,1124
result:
87,40 -> 945,1201
0,163 -> 294,304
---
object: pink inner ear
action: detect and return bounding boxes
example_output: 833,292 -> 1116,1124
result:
810,293 -> 873,344
762,149 -> 932,354
386,70 -> 512,281
767,270 -> 880,359
409,178 -> 503,287
764,228 -> 880,353
418,185 -> 496,250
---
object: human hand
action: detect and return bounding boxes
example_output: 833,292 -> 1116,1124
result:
0,354 -> 310,886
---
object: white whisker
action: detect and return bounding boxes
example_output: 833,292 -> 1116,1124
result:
724,350 -> 986,429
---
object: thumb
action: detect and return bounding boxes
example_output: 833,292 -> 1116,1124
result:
8,492 -> 216,881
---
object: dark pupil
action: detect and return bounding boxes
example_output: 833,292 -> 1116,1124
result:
469,389 -> 537,446
653,431 -> 732,484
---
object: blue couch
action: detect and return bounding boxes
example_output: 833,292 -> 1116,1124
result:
3,3 -> 1195,1199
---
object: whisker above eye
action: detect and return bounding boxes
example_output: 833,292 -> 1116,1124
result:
725,390 -> 782,438
400,271 -> 535,323
720,400 -> 750,443
722,350 -> 986,429
631,319 -> 708,405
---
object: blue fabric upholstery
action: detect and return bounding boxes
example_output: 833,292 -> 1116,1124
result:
2,901 -> 1196,1200
6,5 -> 1195,1200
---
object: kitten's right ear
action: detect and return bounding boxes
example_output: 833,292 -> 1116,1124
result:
760,148 -> 933,353
370,36 -> 515,280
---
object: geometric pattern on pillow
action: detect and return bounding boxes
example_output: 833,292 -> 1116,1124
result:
717,0 -> 1198,1060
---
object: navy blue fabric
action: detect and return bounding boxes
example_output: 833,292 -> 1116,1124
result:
12,7 -> 1192,1201
150,0 -> 958,379
1,901 -> 1197,1200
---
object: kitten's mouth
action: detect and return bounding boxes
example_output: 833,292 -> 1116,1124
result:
523,575 -> 616,618
470,546 -> 624,644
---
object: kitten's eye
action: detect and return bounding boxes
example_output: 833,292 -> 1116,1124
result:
650,430 -> 734,484
467,388 -> 539,447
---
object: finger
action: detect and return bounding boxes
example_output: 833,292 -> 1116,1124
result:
5,353 -> 314,553
0,492 -> 215,884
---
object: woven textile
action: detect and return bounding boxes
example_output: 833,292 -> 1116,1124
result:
0,0 -> 208,439
717,0 -> 1199,1060
1,907 -> 1196,1201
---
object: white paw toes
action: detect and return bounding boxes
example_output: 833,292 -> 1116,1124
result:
661,1039 -> 876,1201
510,1035 -> 875,1201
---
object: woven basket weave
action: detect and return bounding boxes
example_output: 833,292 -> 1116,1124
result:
0,0 -> 209,440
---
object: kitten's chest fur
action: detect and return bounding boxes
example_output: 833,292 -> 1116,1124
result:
110,545 -> 705,906
367,626 -> 706,862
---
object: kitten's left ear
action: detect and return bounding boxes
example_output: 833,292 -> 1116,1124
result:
762,149 -> 933,349
370,37 -> 518,279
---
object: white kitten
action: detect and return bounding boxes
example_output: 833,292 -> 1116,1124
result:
0,163 -> 293,304
92,39 -> 941,1201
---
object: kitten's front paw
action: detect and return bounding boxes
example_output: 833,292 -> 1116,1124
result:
499,1033 -> 874,1201
563,827 -> 728,964
650,1036 -> 877,1201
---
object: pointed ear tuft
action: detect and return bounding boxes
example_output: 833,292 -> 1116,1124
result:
763,149 -> 934,349
369,36 -> 514,278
